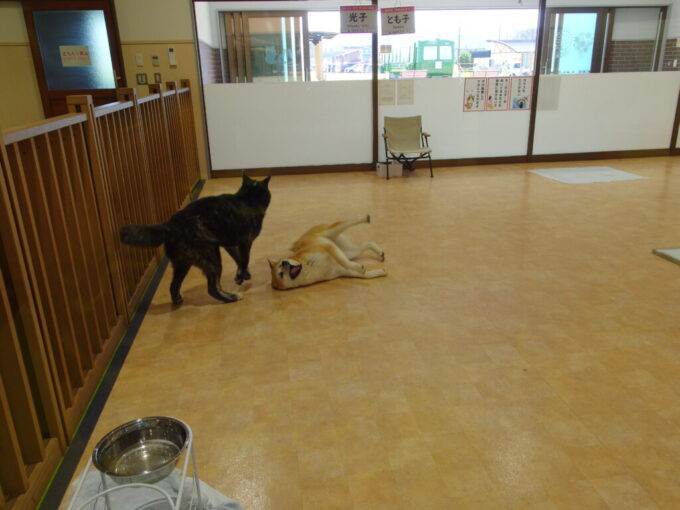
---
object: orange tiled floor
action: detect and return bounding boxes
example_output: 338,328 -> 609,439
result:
63,159 -> 680,509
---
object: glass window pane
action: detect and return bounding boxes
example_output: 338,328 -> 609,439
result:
308,11 -> 372,81
423,46 -> 438,61
33,10 -> 115,90
440,45 -> 452,60
379,9 -> 538,79
555,13 -> 597,74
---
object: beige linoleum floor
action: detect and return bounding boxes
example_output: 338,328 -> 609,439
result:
63,159 -> 680,509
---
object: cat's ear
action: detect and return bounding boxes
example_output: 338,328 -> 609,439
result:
267,258 -> 277,268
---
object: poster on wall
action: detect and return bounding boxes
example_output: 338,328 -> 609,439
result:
59,45 -> 91,67
486,77 -> 510,111
379,80 -> 396,105
340,5 -> 377,33
463,78 -> 486,112
381,7 -> 415,35
510,77 -> 533,110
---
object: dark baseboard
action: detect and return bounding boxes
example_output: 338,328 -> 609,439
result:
528,148 -> 671,163
210,163 -> 375,178
209,149 -> 677,178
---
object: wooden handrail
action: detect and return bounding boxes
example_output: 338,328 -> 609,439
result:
2,113 -> 87,144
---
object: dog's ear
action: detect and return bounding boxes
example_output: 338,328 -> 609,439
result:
263,175 -> 271,186
242,171 -> 252,182
267,258 -> 276,268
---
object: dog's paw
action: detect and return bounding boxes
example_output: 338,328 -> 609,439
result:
171,294 -> 183,306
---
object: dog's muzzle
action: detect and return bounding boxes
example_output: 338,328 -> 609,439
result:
283,260 -> 302,280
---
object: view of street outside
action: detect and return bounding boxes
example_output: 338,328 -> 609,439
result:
308,9 -> 539,81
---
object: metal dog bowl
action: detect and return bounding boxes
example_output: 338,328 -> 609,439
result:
92,416 -> 189,485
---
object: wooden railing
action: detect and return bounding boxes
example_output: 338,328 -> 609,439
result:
0,80 -> 200,510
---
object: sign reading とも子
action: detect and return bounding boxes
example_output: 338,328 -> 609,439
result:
381,7 -> 415,35
340,5 -> 377,33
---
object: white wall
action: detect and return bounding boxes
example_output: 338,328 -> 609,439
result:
380,79 -> 531,159
534,72 -> 680,154
612,8 -> 661,40
205,81 -> 372,169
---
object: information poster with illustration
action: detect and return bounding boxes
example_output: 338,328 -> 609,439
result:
381,7 -> 415,35
510,77 -> 532,110
462,78 -> 486,112
486,77 -> 510,111
340,5 -> 377,33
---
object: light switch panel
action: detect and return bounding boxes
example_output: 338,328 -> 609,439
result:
135,53 -> 144,67
152,55 -> 160,67
168,47 -> 177,66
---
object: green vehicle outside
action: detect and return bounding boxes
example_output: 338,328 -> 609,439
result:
380,39 -> 456,78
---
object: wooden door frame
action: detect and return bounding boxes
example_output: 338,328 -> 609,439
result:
22,0 -> 127,118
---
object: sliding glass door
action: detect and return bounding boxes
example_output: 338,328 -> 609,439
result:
224,11 -> 309,83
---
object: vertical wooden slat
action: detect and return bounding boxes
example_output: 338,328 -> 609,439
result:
149,84 -> 181,209
20,138 -> 85,384
0,137 -> 67,446
36,133 -> 94,370
65,99 -> 127,323
5,143 -> 81,399
50,129 -> 104,353
61,125 -> 113,344
148,89 -> 176,214
0,318 -> 29,497
0,270 -> 45,464
107,112 -> 145,290
166,82 -> 190,195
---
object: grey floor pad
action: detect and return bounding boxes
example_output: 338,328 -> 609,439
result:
653,247 -> 680,267
530,166 -> 645,184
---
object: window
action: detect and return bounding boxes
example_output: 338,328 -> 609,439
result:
379,9 -> 538,79
223,11 -> 309,83
541,7 -> 667,74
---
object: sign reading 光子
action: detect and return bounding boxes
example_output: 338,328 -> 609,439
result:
340,5 -> 377,33
381,7 -> 415,35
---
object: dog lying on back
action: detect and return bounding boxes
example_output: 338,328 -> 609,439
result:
121,174 -> 271,304
268,215 -> 386,290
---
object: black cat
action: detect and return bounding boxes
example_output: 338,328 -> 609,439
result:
121,174 -> 271,304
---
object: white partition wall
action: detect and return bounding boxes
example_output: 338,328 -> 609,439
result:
205,81 -> 372,169
534,73 -> 680,155
380,79 -> 531,159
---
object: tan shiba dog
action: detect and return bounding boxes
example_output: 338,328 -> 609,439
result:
268,215 -> 387,290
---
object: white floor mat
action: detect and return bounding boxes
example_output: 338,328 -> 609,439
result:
653,247 -> 680,267
530,166 -> 645,184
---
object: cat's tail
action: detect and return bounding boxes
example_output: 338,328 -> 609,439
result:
120,224 -> 167,247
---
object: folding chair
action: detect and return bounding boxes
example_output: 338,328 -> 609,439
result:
382,115 -> 434,179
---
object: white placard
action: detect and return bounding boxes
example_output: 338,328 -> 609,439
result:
487,77 -> 511,111
463,78 -> 486,112
511,77 -> 533,110
381,7 -> 415,36
396,79 -> 414,105
59,45 -> 91,67
340,5 -> 377,34
379,80 -> 396,105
